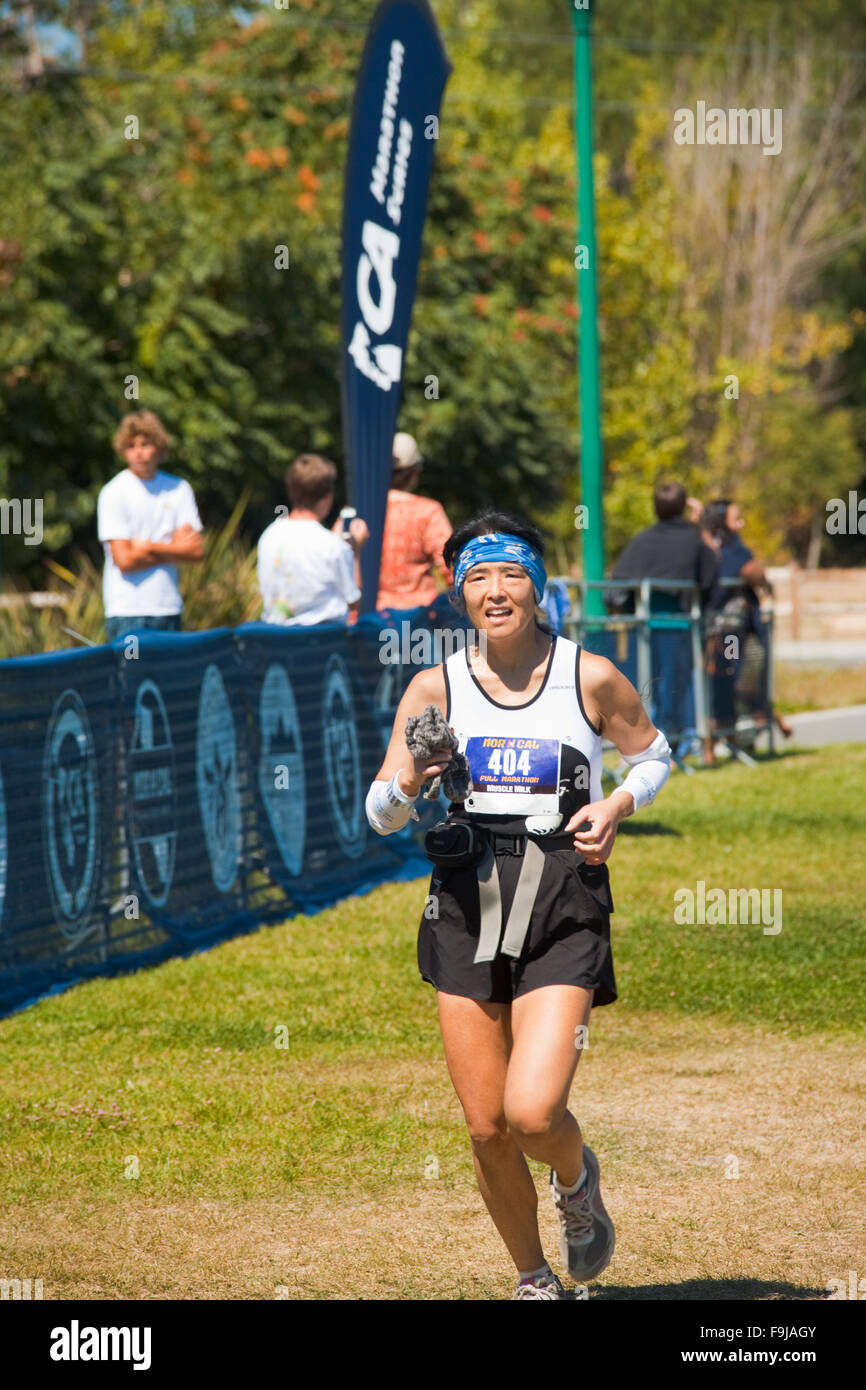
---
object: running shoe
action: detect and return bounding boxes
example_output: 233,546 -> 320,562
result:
512,1269 -> 566,1300
550,1144 -> 615,1281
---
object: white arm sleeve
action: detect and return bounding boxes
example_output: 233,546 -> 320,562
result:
618,730 -> 671,812
366,773 -> 419,835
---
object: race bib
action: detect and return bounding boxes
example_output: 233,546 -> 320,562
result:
465,735 -> 560,797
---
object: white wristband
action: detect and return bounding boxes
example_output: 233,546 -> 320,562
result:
365,773 -> 419,835
618,730 -> 671,812
389,770 -> 417,803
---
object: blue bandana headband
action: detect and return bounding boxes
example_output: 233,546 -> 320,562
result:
452,533 -> 547,603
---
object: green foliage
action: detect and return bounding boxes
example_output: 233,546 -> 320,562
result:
176,488 -> 261,631
0,0 -> 864,599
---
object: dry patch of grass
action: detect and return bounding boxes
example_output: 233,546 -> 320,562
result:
774,663 -> 866,714
4,1012 -> 862,1301
3,749 -> 861,1299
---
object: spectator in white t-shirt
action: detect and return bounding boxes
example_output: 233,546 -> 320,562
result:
97,410 -> 204,640
257,453 -> 369,626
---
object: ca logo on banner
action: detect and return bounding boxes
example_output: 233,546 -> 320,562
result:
348,223 -> 402,392
347,35 -> 412,394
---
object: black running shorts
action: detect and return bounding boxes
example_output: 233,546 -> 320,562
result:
417,840 -> 617,1006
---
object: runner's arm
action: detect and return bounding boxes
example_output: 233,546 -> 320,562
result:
367,666 -> 453,833
583,653 -> 670,822
374,664 -> 451,795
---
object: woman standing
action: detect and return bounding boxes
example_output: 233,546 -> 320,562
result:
703,499 -> 792,746
366,511 -> 672,1300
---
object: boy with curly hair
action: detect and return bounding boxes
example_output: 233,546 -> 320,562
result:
97,410 -> 204,639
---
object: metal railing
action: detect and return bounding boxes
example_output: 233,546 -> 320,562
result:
556,577 -> 776,773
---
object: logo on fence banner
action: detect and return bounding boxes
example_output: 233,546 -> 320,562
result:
196,664 -> 241,893
374,665 -> 398,711
0,765 -> 6,931
322,654 -> 365,859
42,688 -> 100,935
258,663 -> 305,876
373,657 -> 414,714
129,679 -> 176,907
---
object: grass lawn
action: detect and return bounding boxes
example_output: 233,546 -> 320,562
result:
1,744 -> 863,1300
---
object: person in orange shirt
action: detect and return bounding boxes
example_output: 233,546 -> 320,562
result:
377,432 -> 453,611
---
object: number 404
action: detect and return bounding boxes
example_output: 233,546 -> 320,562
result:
487,748 -> 531,776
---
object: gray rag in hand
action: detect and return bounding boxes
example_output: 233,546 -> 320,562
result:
404,705 -> 473,803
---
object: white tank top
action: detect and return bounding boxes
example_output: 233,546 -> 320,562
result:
444,634 -> 603,830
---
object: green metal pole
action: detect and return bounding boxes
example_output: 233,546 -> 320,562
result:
568,0 -> 605,617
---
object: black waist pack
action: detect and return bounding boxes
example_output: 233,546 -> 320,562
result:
424,819 -> 486,869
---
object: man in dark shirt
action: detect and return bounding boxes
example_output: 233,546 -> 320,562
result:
609,481 -> 719,750
611,481 -> 719,607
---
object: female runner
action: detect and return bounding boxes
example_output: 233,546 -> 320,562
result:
366,511 -> 671,1299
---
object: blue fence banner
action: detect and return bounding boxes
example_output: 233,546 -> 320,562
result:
235,622 -> 417,911
0,646 -> 118,981
0,609 -> 484,1016
340,0 -> 451,609
117,629 -> 252,943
